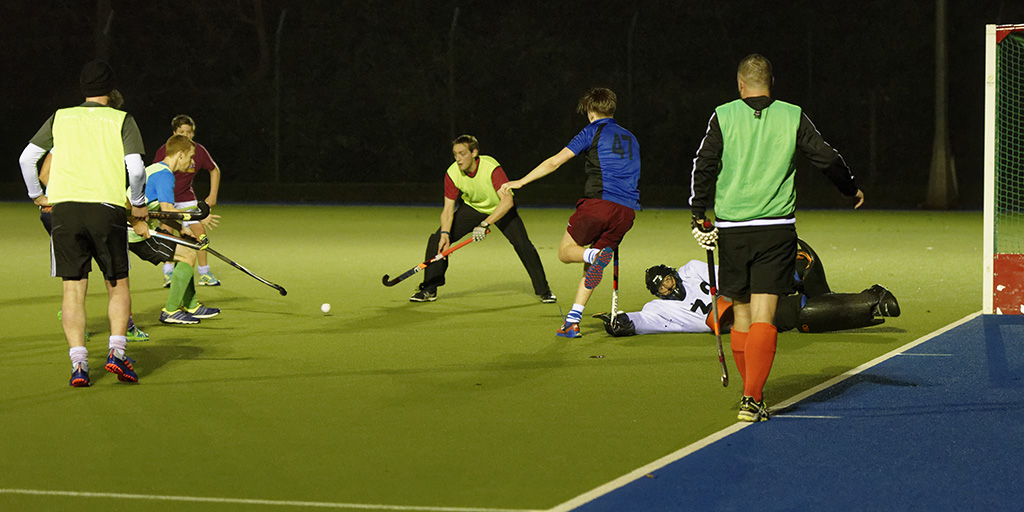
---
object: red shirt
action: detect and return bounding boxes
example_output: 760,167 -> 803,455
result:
153,141 -> 217,203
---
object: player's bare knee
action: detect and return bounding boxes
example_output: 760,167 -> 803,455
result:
174,247 -> 197,267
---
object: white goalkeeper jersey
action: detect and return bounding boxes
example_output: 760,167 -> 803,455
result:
625,260 -> 719,334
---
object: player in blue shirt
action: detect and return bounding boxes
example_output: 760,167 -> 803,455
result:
502,87 -> 641,338
128,134 -> 221,325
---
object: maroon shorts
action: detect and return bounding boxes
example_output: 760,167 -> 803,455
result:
566,198 -> 635,249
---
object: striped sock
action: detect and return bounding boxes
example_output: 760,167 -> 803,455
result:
565,304 -> 585,324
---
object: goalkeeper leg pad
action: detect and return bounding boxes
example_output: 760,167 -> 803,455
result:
796,293 -> 884,333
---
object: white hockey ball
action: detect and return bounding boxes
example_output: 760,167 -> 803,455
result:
320,303 -> 331,314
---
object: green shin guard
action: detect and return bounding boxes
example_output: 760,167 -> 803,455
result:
165,262 -> 194,311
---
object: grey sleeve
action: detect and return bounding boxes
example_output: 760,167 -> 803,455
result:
28,114 -> 56,151
121,113 -> 146,157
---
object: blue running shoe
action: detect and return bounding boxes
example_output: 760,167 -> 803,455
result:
185,304 -> 220,319
584,247 -> 614,289
105,351 -> 138,383
70,363 -> 90,387
556,321 -> 582,339
160,309 -> 200,325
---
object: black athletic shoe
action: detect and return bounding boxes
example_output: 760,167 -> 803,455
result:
410,289 -> 437,302
539,291 -> 557,303
870,285 -> 901,317
737,396 -> 770,422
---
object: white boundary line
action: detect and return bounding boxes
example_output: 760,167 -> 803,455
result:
547,311 -> 982,512
0,489 -> 540,512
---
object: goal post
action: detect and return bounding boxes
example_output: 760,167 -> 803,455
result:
985,24 -> 1024,314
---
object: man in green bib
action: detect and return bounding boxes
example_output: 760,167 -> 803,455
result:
689,54 -> 864,422
410,135 -> 555,303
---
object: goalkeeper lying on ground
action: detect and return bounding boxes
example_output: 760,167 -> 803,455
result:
597,238 -> 900,336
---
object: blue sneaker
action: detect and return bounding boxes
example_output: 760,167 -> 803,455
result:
70,363 -> 90,387
584,247 -> 615,289
105,350 -> 138,383
160,309 -> 201,325
556,321 -> 582,339
185,304 -> 220,319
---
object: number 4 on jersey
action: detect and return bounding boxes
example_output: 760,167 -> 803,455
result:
612,134 -> 633,159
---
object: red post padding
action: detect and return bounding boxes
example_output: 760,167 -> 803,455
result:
993,253 -> 1024,314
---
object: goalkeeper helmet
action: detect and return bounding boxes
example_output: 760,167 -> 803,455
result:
645,265 -> 685,300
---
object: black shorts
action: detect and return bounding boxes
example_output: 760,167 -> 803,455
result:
717,224 -> 797,299
50,202 -> 130,281
130,236 -> 178,266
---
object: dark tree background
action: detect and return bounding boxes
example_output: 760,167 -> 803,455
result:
2,1 -> 1022,207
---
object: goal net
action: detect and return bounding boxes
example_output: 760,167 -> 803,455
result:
985,24 -> 1024,314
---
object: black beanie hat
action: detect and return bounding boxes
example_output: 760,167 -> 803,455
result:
80,60 -> 116,97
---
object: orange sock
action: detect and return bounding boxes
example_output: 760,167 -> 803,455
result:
743,322 -> 777,402
729,329 -> 748,385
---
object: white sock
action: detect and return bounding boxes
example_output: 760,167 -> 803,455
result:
198,265 -> 210,274
69,346 -> 88,370
163,262 -> 174,274
109,336 -> 127,359
583,248 -> 599,264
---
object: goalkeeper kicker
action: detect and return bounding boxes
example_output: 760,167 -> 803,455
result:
597,238 -> 900,336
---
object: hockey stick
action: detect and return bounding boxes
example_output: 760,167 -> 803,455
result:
382,235 -> 480,287
148,230 -> 288,296
385,235 -> 479,288
147,201 -> 211,222
610,247 -> 619,328
706,247 -> 729,387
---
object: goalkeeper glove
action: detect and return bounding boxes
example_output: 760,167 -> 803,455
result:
691,215 -> 718,250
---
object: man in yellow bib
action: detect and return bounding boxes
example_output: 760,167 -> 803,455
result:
19,60 -> 148,387
410,135 -> 555,303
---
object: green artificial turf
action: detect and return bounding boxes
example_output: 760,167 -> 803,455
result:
0,203 -> 981,511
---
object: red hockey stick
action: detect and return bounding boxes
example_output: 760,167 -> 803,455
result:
382,235 -> 481,287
